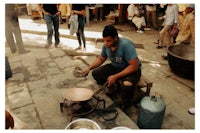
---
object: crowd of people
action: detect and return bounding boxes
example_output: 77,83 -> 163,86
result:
127,4 -> 195,49
26,4 -> 195,49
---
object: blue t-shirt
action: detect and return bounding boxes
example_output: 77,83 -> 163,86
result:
101,37 -> 141,70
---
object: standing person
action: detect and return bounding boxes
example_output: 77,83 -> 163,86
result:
157,4 -> 179,49
145,4 -> 158,30
85,4 -> 90,26
71,4 -> 86,50
5,4 -> 30,54
39,4 -> 61,48
82,25 -> 142,109
94,4 -> 103,21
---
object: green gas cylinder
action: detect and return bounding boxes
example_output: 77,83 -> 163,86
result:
137,96 -> 166,129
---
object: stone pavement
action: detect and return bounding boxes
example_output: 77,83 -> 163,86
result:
5,15 -> 195,129
5,45 -> 139,129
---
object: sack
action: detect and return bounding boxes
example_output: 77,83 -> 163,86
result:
170,27 -> 179,37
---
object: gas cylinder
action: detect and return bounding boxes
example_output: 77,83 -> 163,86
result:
137,95 -> 166,129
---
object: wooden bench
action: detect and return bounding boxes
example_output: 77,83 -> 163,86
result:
133,75 -> 153,103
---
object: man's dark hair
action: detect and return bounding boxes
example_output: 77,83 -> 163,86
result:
103,25 -> 118,38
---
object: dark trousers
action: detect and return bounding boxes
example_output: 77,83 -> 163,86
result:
76,26 -> 86,48
44,14 -> 60,45
92,64 -> 141,102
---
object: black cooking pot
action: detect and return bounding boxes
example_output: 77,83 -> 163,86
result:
167,44 -> 195,80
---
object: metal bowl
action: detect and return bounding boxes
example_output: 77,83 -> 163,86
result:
167,44 -> 195,80
112,126 -> 132,130
65,118 -> 101,130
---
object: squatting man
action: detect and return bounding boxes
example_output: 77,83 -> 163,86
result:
82,25 -> 142,109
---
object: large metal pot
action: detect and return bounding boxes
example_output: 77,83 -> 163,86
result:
167,44 -> 195,80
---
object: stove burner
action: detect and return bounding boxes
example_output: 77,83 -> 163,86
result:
60,96 -> 106,121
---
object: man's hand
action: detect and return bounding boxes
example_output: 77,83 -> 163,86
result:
158,16 -> 163,20
55,11 -> 61,16
107,75 -> 118,87
81,67 -> 90,77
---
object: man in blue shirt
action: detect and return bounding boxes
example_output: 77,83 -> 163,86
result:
82,25 -> 141,108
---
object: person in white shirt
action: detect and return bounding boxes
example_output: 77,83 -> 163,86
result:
157,4 -> 179,48
127,4 -> 149,34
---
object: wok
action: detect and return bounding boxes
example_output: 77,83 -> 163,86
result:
167,44 -> 195,80
63,82 -> 108,102
62,83 -> 118,121
63,88 -> 94,102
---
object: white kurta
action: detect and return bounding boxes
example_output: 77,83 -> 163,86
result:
127,4 -> 146,29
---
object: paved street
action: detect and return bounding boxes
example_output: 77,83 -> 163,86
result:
5,14 -> 195,129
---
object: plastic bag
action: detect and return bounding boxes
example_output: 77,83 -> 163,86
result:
170,27 -> 179,37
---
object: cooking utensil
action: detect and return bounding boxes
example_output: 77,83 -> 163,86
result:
167,44 -> 194,80
73,67 -> 87,80
62,82 -> 118,121
93,81 -> 108,96
63,88 -> 94,102
112,126 -> 132,130
65,118 -> 101,130
63,81 -> 108,102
